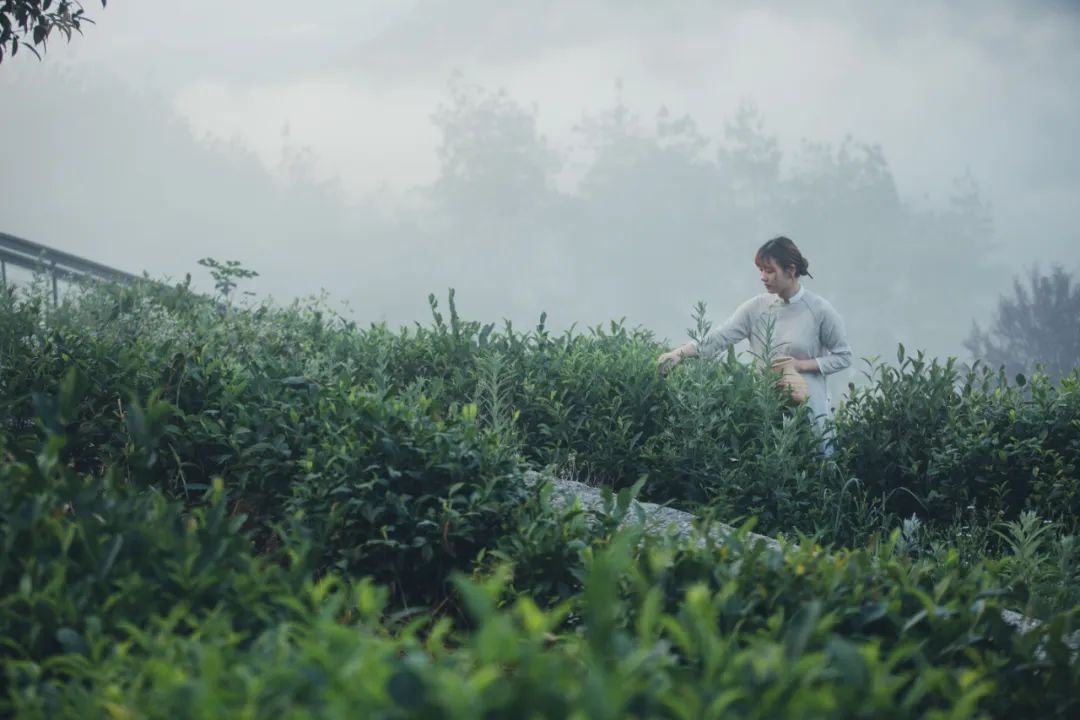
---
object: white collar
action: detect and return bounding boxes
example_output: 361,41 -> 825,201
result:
780,285 -> 806,305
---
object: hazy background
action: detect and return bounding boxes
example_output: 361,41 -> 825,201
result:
2,0 -> 1079,373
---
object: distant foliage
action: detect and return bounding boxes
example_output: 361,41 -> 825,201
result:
419,82 -> 999,360
0,0 -> 106,63
965,265 -> 1080,380
2,70 -> 1003,361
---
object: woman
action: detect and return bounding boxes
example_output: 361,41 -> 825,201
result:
657,236 -> 852,435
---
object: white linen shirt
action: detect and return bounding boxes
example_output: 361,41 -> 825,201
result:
690,286 -> 853,429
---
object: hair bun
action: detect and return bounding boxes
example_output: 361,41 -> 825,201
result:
755,236 -> 813,278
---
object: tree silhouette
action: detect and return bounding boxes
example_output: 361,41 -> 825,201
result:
419,74 -> 567,317
427,74 -> 560,229
416,80 -> 1004,356
965,265 -> 1080,379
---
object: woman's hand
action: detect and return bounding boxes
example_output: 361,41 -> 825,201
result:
792,358 -> 820,374
657,350 -> 682,375
657,342 -> 698,376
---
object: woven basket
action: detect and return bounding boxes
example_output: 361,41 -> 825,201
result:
770,356 -> 809,404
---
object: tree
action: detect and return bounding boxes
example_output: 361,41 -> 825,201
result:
571,89 -> 724,328
965,265 -> 1080,380
716,102 -> 782,218
0,0 -> 105,64
427,73 -> 561,228
414,74 -> 569,321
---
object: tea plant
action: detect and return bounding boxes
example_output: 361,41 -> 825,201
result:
833,346 -> 1080,544
7,528 -> 1080,719
2,270 -> 1080,628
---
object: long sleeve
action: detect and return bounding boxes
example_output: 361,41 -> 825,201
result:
692,296 -> 759,358
814,299 -> 852,375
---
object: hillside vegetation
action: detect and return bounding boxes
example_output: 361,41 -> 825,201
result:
2,276 -> 1079,718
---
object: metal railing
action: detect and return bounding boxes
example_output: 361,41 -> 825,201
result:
0,232 -> 146,304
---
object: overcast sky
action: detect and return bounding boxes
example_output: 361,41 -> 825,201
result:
2,0 -> 1078,359
62,1 -> 1079,219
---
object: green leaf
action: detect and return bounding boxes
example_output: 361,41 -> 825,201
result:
56,628 -> 89,656
901,609 -> 928,634
58,366 -> 88,424
98,534 -> 124,580
859,601 -> 889,627
387,667 -> 425,708
450,573 -> 495,622
826,637 -> 868,687
783,600 -> 821,659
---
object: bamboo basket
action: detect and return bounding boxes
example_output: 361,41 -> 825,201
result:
770,355 -> 809,404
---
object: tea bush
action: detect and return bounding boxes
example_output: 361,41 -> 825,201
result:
3,268 -> 1080,716
4,277 -> 1080,559
0,285 -> 549,608
7,530 -> 1079,719
833,347 -> 1080,539
642,353 -> 827,531
287,384 -> 530,606
0,427 -> 319,705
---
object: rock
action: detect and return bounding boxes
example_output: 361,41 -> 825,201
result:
524,469 -> 1078,652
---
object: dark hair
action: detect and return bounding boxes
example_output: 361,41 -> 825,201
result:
755,236 -> 812,278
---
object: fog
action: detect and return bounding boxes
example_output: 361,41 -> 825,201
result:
2,0 -> 1079,372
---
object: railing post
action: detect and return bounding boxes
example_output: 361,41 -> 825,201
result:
52,260 -> 59,306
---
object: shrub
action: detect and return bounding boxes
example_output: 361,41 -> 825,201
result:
0,427 -> 315,706
8,531 -> 1079,719
288,383 -> 531,608
833,347 -> 1080,536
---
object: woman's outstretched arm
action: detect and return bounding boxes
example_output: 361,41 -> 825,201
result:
658,296 -> 758,370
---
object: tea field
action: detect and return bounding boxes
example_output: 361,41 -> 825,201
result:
2,277 -> 1079,718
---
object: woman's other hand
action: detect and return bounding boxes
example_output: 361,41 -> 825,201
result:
792,358 -> 820,373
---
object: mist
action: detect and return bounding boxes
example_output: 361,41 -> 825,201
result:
2,0 -> 1078,375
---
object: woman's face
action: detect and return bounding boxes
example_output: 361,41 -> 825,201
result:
758,256 -> 797,295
